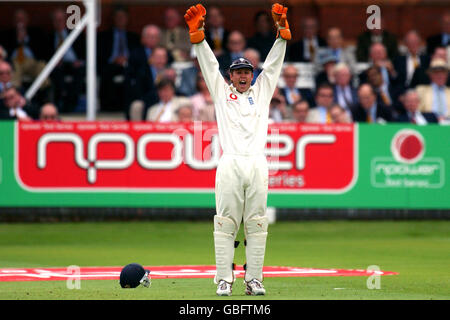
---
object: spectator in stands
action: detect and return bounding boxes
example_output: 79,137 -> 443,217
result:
178,54 -> 201,97
125,25 -> 163,120
426,12 -> 450,56
396,89 -> 438,124
315,51 -> 338,88
288,99 -> 310,123
360,42 -> 399,89
176,104 -> 194,122
146,78 -> 191,122
394,30 -> 430,89
416,59 -> 450,121
307,83 -> 336,124
430,46 -> 450,86
0,86 -> 36,120
217,31 -> 247,76
365,65 -> 402,115
247,11 -> 276,61
269,87 -> 289,123
329,103 -> 352,123
0,61 -> 15,94
288,17 -> 327,63
332,63 -> 358,114
48,8 -> 85,113
39,102 -> 60,121
205,7 -> 230,57
243,48 -> 262,85
355,17 -> 399,62
351,83 -> 392,123
160,8 -> 191,62
98,6 -> 140,112
324,27 -> 357,73
189,72 -> 215,122
280,64 -> 314,108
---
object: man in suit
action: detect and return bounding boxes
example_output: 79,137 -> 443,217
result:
48,8 -> 86,113
280,64 -> 314,107
205,6 -> 230,57
332,63 -> 358,115
306,83 -> 335,124
146,78 -> 191,122
160,8 -> 192,62
351,84 -> 392,123
98,6 -> 140,111
426,12 -> 450,56
416,58 -> 450,121
324,27 -> 357,72
217,31 -> 246,76
288,17 -> 327,63
0,86 -> 36,120
394,30 -> 430,89
395,89 -> 438,124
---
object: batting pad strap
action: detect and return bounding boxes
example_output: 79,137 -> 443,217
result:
214,215 -> 237,237
245,216 -> 268,236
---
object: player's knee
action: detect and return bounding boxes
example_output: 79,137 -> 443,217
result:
244,216 -> 268,237
214,215 -> 238,237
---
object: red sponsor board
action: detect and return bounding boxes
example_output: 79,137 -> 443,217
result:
16,122 -> 356,192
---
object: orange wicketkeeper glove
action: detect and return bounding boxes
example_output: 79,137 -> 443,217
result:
272,3 -> 291,41
184,4 -> 207,44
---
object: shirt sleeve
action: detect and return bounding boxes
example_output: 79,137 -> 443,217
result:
254,38 -> 287,103
193,40 -> 227,102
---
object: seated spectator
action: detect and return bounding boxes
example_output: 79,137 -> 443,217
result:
0,61 -> 16,93
205,7 -> 230,57
247,11 -> 276,61
287,99 -> 310,123
98,6 -> 140,111
360,42 -> 399,89
426,12 -> 450,56
287,17 -> 327,63
394,30 -> 430,89
395,90 -> 438,124
430,46 -> 450,86
0,86 -> 36,120
217,31 -> 246,76
178,54 -> 200,97
280,64 -> 315,107
365,65 -> 403,117
351,84 -> 392,123
332,63 -> 358,114
160,8 -> 191,62
243,48 -> 262,85
39,102 -> 60,121
125,25 -> 165,120
315,51 -> 338,87
269,87 -> 289,123
307,83 -> 335,124
190,73 -> 215,122
176,104 -> 194,122
329,103 -> 352,123
416,59 -> 450,121
48,8 -> 85,112
146,78 -> 191,122
324,27 -> 357,73
356,18 -> 399,62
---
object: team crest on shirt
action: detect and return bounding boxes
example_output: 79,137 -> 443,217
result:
248,97 -> 254,105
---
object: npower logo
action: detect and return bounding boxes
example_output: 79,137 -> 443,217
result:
15,122 -> 356,192
371,129 -> 444,189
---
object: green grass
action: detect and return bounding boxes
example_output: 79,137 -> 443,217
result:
0,220 -> 449,300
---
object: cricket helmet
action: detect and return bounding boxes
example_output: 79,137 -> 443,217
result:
119,263 -> 151,288
229,58 -> 254,72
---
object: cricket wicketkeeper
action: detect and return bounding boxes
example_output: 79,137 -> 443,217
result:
184,3 -> 291,296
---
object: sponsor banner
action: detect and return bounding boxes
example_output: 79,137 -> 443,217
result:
0,265 -> 398,282
0,121 -> 448,209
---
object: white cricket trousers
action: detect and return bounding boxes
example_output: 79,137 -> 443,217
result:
213,154 -> 269,283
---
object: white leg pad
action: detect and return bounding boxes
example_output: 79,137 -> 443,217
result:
213,215 -> 237,284
244,216 -> 268,282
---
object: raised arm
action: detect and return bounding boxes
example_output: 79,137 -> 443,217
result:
184,4 -> 226,100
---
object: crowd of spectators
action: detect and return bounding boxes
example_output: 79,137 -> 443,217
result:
0,5 -> 449,125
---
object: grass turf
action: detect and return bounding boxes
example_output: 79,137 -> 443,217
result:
0,220 -> 449,300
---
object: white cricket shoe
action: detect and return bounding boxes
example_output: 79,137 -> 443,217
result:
216,280 -> 232,296
245,279 -> 266,296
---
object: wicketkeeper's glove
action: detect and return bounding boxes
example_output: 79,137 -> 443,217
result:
184,4 -> 207,44
272,3 -> 291,41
